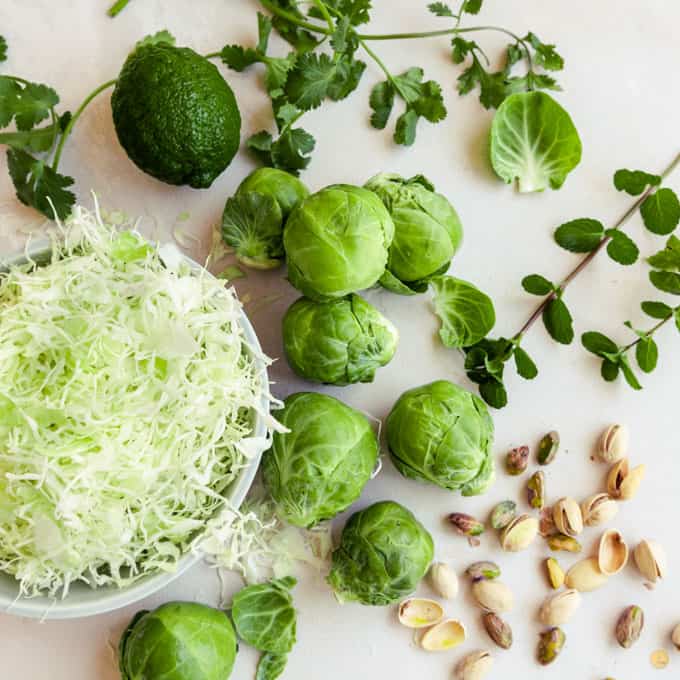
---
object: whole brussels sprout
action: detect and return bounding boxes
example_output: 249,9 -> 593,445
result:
386,380 -> 495,496
282,294 -> 398,385
262,392 -> 378,528
283,184 -> 395,301
118,601 -> 237,680
221,168 -> 309,270
327,500 -> 434,606
364,173 -> 463,295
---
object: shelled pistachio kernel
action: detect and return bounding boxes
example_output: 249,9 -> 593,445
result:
466,561 -> 501,582
545,557 -> 565,589
448,512 -> 485,537
527,471 -> 545,509
650,649 -> 669,669
482,612 -> 513,650
547,533 -> 581,553
537,430 -> 559,465
598,424 -> 629,463
489,500 -> 516,530
506,446 -> 529,475
537,627 -> 566,665
615,605 -> 644,648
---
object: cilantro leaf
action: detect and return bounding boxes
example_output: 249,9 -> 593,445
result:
285,53 -> 338,110
13,83 -> 59,131
220,45 -> 260,71
647,234 -> 680,271
0,36 -> 7,63
247,131 -> 275,165
269,0 -> 320,51
7,148 -> 75,220
428,2 -> 454,17
605,229 -> 639,265
326,56 -> 366,101
256,12 -> 273,53
554,218 -> 604,252
613,168 -> 661,196
369,81 -> 394,129
453,40 -> 508,109
270,127 -> 315,173
0,76 -> 22,127
640,187 -> 680,235
524,32 -> 564,71
462,0 -> 483,14
309,0 -> 372,26
0,124 -> 57,152
135,30 -> 175,49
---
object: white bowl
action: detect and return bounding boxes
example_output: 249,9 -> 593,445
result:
0,241 -> 270,619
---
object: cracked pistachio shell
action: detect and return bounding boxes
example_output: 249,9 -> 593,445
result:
419,618 -> 466,651
546,533 -> 582,553
607,458 -> 645,500
598,529 -> 629,576
539,589 -> 581,626
527,471 -> 545,509
429,562 -> 459,600
537,430 -> 559,465
482,612 -> 513,650
500,514 -> 538,552
506,446 -> 529,475
671,623 -> 680,650
633,539 -> 667,584
565,557 -> 608,592
465,561 -> 501,582
615,605 -> 644,649
456,651 -> 493,680
537,627 -> 566,666
581,493 -> 618,527
472,580 -> 514,613
545,557 -> 565,589
398,598 -> 444,628
598,424 -> 629,464
552,497 -> 583,537
489,500 -> 517,530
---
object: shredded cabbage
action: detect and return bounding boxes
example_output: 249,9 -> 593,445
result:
0,205 -> 271,598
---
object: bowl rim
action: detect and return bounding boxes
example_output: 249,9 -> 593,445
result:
0,239 -> 270,620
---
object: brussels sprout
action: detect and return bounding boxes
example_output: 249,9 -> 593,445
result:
282,294 -> 398,385
221,168 -> 309,269
262,392 -> 378,528
283,184 -> 395,301
386,380 -> 495,496
118,601 -> 237,680
364,173 -> 463,295
327,500 -> 434,606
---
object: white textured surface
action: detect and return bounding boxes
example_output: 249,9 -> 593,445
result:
1,1 -> 679,678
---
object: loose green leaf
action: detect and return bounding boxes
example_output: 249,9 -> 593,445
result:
542,297 -> 574,344
270,127 -> 315,173
581,331 -> 619,358
326,56 -> 366,101
647,234 -> 680,271
619,355 -> 642,390
490,91 -> 582,192
554,218 -> 604,252
523,32 -> 564,71
0,36 -> 7,63
0,78 -> 59,132
635,337 -> 658,373
521,274 -> 554,296
430,275 -> 496,348
269,0 -> 320,51
514,345 -> 538,379
462,0 -> 483,14
256,653 -> 288,680
309,0 -> 372,26
220,45 -> 259,71
454,39 -> 508,109
601,359 -> 619,381
135,30 -> 175,49
428,2 -> 454,16
640,187 -> 680,235
605,229 -> 639,265
650,270 -> 680,295
479,380 -> 507,409
368,80 -> 394,129
613,168 -> 661,196
247,131 -> 275,165
641,300 -> 672,319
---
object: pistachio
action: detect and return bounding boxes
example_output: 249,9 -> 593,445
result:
466,561 -> 501,582
539,589 -> 581,626
552,497 -> 583,537
565,557 -> 608,592
489,500 -> 516,530
581,493 -> 618,527
500,514 -> 538,552
615,605 -> 644,648
398,598 -> 444,628
650,649 -> 670,670
448,512 -> 485,537
598,529 -> 629,576
539,506 -> 556,537
456,651 -> 493,680
419,618 -> 466,651
607,458 -> 645,500
598,424 -> 629,463
633,539 -> 667,584
429,562 -> 459,600
545,557 -> 565,589
537,430 -> 560,465
506,445 -> 529,476
472,580 -> 514,613
537,627 -> 566,666
482,612 -> 512,650
526,471 -> 545,509
671,623 -> 680,650
546,533 -> 582,553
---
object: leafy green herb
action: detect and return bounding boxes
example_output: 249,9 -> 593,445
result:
522,274 -> 554,296
256,653 -> 288,680
0,36 -> 7,63
135,29 -> 176,49
647,234 -> 680,270
542,297 -> 574,344
640,187 -> 680,235
605,229 -> 639,265
614,168 -> 661,196
554,218 -> 605,253
107,0 -> 132,17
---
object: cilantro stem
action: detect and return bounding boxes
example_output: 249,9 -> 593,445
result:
311,0 -> 334,32
259,0 -> 333,35
51,79 -> 117,171
107,0 -> 132,17
357,39 -> 396,87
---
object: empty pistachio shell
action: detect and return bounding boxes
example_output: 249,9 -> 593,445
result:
456,651 -> 493,680
552,497 -> 584,537
671,623 -> 680,650
539,589 -> 581,626
506,446 -> 529,476
472,580 -> 514,613
537,430 -> 560,465
546,533 -> 582,553
598,529 -> 629,576
500,514 -> 538,552
526,471 -> 545,509
581,493 -> 618,527
398,598 -> 444,628
615,605 -> 644,648
537,627 -> 566,665
565,557 -> 608,592
633,539 -> 667,584
598,424 -> 629,463
545,557 -> 565,589
466,561 -> 501,582
607,458 -> 645,500
482,612 -> 512,650
449,512 -> 485,537
419,618 -> 466,651
651,649 -> 670,669
489,500 -> 517,530
429,562 -> 458,600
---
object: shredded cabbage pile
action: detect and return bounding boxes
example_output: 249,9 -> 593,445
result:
0,206 -> 272,597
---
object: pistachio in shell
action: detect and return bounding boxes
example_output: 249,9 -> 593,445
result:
472,580 -> 514,613
465,561 -> 501,582
607,458 -> 645,500
598,424 -> 629,463
598,529 -> 629,576
537,627 -> 566,666
482,612 -> 512,650
565,557 -> 608,592
456,650 -> 493,680
539,589 -> 581,626
633,539 -> 667,585
505,445 -> 529,476
581,493 -> 618,527
615,605 -> 644,649
429,562 -> 459,600
552,497 -> 583,537
489,500 -> 516,530
419,618 -> 466,651
500,514 -> 538,552
671,623 -> 680,650
537,430 -> 559,465
527,471 -> 545,509
398,598 -> 444,629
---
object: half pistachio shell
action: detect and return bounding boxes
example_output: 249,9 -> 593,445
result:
500,514 -> 538,552
633,539 -> 667,584
581,493 -> 618,527
552,497 -> 583,537
419,618 -> 466,651
598,424 -> 629,463
598,529 -> 629,576
398,598 -> 444,628
456,651 -> 493,680
472,580 -> 514,613
607,458 -> 645,500
539,588 -> 581,626
565,557 -> 608,592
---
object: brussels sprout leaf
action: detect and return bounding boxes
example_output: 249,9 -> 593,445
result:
613,168 -> 661,196
640,187 -> 680,235
554,218 -> 604,252
256,653 -> 288,680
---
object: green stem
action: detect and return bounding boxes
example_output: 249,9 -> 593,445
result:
358,39 -> 396,85
107,0 -> 131,17
311,0 -> 334,32
51,79 -> 117,171
205,51 -> 221,60
259,0 -> 332,35
622,307 -> 679,352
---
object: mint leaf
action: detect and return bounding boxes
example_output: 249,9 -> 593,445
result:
542,297 -> 574,344
514,346 -> 538,379
581,331 -> 619,357
479,380 -> 507,409
428,2 -> 454,16
136,29 -> 175,49
650,270 -> 680,295
0,36 -> 7,63
640,188 -> 680,235
635,337 -> 658,373
554,218 -> 604,252
619,355 -> 642,390
605,229 -> 639,265
601,359 -> 619,381
641,300 -> 672,319
647,234 -> 680,271
521,274 -> 554,296
524,32 -> 564,71
613,168 -> 661,196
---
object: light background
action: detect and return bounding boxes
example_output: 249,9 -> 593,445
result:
0,1 -> 679,678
